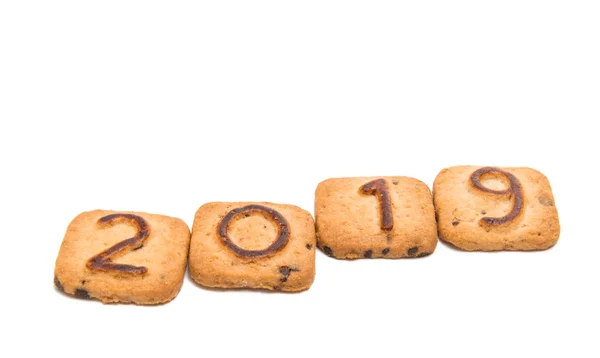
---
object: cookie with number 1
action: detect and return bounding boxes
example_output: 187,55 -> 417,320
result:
54,210 -> 190,304
315,176 -> 438,259
433,166 -> 560,251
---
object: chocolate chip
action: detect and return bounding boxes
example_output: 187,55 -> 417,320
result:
74,288 -> 90,299
306,244 -> 312,250
392,180 -> 399,185
322,246 -> 334,257
81,280 -> 86,285
481,210 -> 487,215
364,250 -> 373,258
417,252 -> 431,258
382,248 -> 390,255
538,197 -> 554,206
279,266 -> 299,282
408,247 -> 418,255
452,220 -> 459,226
54,276 -> 64,292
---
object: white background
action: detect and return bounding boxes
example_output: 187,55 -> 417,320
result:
1,1 -> 599,357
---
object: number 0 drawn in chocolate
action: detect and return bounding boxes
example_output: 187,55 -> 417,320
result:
218,204 -> 290,258
86,214 -> 150,275
360,179 -> 393,231
470,167 -> 524,226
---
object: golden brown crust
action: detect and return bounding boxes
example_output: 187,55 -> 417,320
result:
315,176 -> 438,259
433,166 -> 560,251
188,202 -> 316,292
54,210 -> 191,304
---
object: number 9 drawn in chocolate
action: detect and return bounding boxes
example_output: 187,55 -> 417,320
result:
469,167 -> 524,227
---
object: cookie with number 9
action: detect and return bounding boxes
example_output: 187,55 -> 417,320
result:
433,166 -> 560,251
315,177 -> 438,259
54,210 -> 191,304
188,202 -> 316,291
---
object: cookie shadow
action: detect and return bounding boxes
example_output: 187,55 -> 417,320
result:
53,277 -> 173,306
185,270 -> 305,295
437,236 -> 469,252
54,283 -> 92,301
436,236 -> 560,253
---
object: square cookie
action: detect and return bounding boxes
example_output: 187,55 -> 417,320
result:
433,166 -> 560,251
189,202 -> 316,292
54,210 -> 191,304
315,176 -> 437,259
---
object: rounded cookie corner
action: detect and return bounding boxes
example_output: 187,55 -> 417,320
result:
405,176 -> 434,195
432,168 -> 453,190
169,216 -> 191,236
314,177 -> 344,194
517,166 -> 552,183
283,203 -> 315,222
194,202 -> 224,217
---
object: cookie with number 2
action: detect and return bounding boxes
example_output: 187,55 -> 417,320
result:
54,210 -> 191,304
433,166 -> 560,251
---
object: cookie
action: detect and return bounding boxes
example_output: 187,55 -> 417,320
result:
54,210 -> 191,304
315,176 -> 437,259
188,202 -> 316,291
433,166 -> 560,251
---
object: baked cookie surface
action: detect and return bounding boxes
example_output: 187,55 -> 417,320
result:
315,176 -> 437,259
188,202 -> 316,291
433,166 -> 560,251
54,210 -> 191,304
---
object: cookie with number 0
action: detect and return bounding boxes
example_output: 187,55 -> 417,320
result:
54,210 -> 191,304
433,166 -> 560,251
188,202 -> 316,291
315,177 -> 438,259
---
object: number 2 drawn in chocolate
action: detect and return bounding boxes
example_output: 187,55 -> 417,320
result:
86,214 -> 150,275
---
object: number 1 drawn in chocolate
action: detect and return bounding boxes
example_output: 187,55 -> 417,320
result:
360,179 -> 393,230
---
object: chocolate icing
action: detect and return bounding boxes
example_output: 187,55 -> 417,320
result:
218,204 -> 290,258
360,179 -> 393,231
470,167 -> 523,226
86,214 -> 150,274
